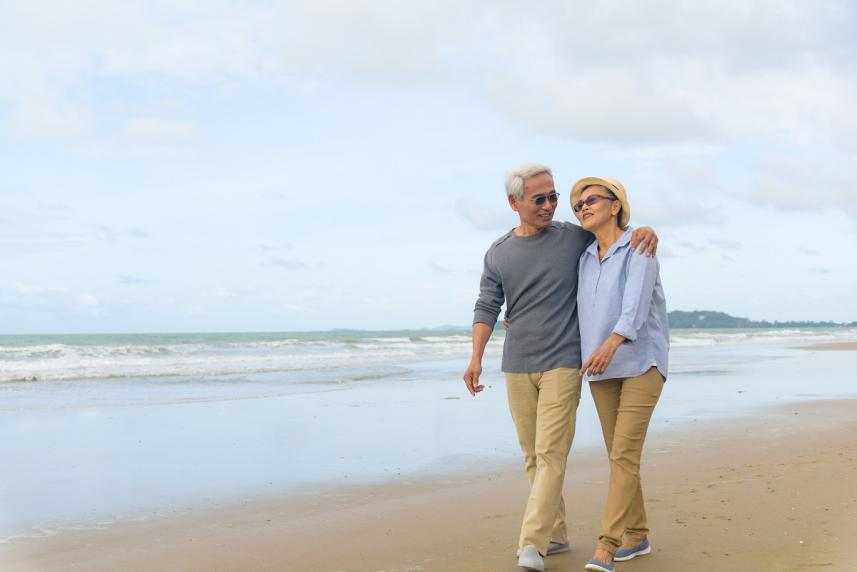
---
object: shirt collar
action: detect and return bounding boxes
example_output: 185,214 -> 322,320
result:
585,227 -> 634,260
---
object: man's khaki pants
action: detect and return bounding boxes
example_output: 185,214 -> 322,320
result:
589,366 -> 664,555
505,367 -> 582,555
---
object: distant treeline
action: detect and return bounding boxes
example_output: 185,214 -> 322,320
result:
668,310 -> 857,329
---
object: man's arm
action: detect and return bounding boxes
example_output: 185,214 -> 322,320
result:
630,226 -> 658,256
562,220 -> 658,256
464,250 -> 503,396
463,322 -> 492,396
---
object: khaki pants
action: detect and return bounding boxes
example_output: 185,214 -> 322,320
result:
505,367 -> 582,555
589,366 -> 664,555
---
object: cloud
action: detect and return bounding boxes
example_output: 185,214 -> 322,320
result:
655,245 -> 676,259
260,242 -> 293,252
710,239 -> 743,250
281,303 -> 314,313
119,275 -> 148,285
91,224 -> 120,243
128,227 -> 150,239
678,242 -> 705,252
270,256 -> 307,269
3,0 -> 853,148
301,287 -> 326,300
633,195 -> 720,227
76,294 -> 99,306
15,282 -> 68,295
90,224 -> 152,243
456,197 -> 516,231
487,69 -> 714,145
750,153 -> 857,219
10,96 -> 92,139
209,287 -> 234,300
125,116 -> 193,142
430,262 -> 453,276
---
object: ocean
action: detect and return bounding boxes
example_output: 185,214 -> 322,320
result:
2,326 -> 855,384
2,327 -> 856,541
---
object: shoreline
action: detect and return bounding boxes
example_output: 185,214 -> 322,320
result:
3,398 -> 856,571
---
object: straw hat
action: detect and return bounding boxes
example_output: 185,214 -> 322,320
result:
570,176 -> 631,229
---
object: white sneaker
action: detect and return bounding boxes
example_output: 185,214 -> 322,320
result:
517,545 -> 545,572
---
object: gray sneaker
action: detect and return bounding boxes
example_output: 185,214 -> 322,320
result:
516,541 -> 570,557
546,541 -> 570,555
517,545 -> 545,572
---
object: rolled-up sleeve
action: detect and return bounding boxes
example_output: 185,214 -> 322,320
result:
612,253 -> 659,341
473,251 -> 504,326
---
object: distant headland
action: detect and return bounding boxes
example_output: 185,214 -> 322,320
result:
667,310 -> 857,329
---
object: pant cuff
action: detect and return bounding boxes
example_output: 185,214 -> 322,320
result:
597,539 -> 618,556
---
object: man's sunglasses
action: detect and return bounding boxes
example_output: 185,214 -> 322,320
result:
572,194 -> 616,213
527,192 -> 560,206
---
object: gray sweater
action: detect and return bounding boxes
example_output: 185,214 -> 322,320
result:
473,221 -> 592,373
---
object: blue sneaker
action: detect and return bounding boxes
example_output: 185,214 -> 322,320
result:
584,559 -> 614,572
614,538 -> 651,561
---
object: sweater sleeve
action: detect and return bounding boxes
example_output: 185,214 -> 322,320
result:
612,253 -> 659,342
473,249 -> 504,326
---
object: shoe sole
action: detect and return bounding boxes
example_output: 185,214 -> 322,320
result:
584,563 -> 612,572
517,558 -> 544,572
614,544 -> 652,562
515,543 -> 570,558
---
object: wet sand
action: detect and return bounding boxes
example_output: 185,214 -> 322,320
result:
796,341 -> 857,351
3,398 -> 856,571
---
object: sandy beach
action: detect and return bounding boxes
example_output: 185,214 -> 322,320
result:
4,395 -> 856,572
796,342 -> 857,351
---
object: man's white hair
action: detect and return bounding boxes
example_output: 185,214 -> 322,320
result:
505,163 -> 553,200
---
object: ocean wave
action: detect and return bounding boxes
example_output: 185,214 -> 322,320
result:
670,327 -> 857,347
3,328 -> 850,384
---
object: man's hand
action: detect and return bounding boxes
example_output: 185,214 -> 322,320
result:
630,226 -> 658,257
463,360 -> 485,396
580,333 -> 626,377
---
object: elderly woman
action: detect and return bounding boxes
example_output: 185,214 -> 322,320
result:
571,177 -> 669,572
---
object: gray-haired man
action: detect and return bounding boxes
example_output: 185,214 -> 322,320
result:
463,164 -> 656,571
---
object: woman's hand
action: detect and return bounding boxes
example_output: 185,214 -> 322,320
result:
581,333 -> 626,377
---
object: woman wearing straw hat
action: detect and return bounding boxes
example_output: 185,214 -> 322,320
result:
571,177 -> 669,572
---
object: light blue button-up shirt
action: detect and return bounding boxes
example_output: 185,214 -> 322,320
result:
577,227 -> 669,383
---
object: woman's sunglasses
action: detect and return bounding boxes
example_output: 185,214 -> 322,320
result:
572,195 -> 616,213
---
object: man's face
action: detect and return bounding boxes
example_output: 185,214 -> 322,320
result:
509,172 -> 557,233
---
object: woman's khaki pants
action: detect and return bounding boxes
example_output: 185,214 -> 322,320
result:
505,367 -> 582,555
589,367 -> 664,555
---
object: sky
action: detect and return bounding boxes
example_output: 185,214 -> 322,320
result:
1,0 -> 856,334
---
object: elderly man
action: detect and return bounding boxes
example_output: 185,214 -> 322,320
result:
463,164 -> 656,572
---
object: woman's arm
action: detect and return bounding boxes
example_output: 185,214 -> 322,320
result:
613,252 -> 660,342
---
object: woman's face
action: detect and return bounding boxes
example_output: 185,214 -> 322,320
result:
574,185 -> 620,231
